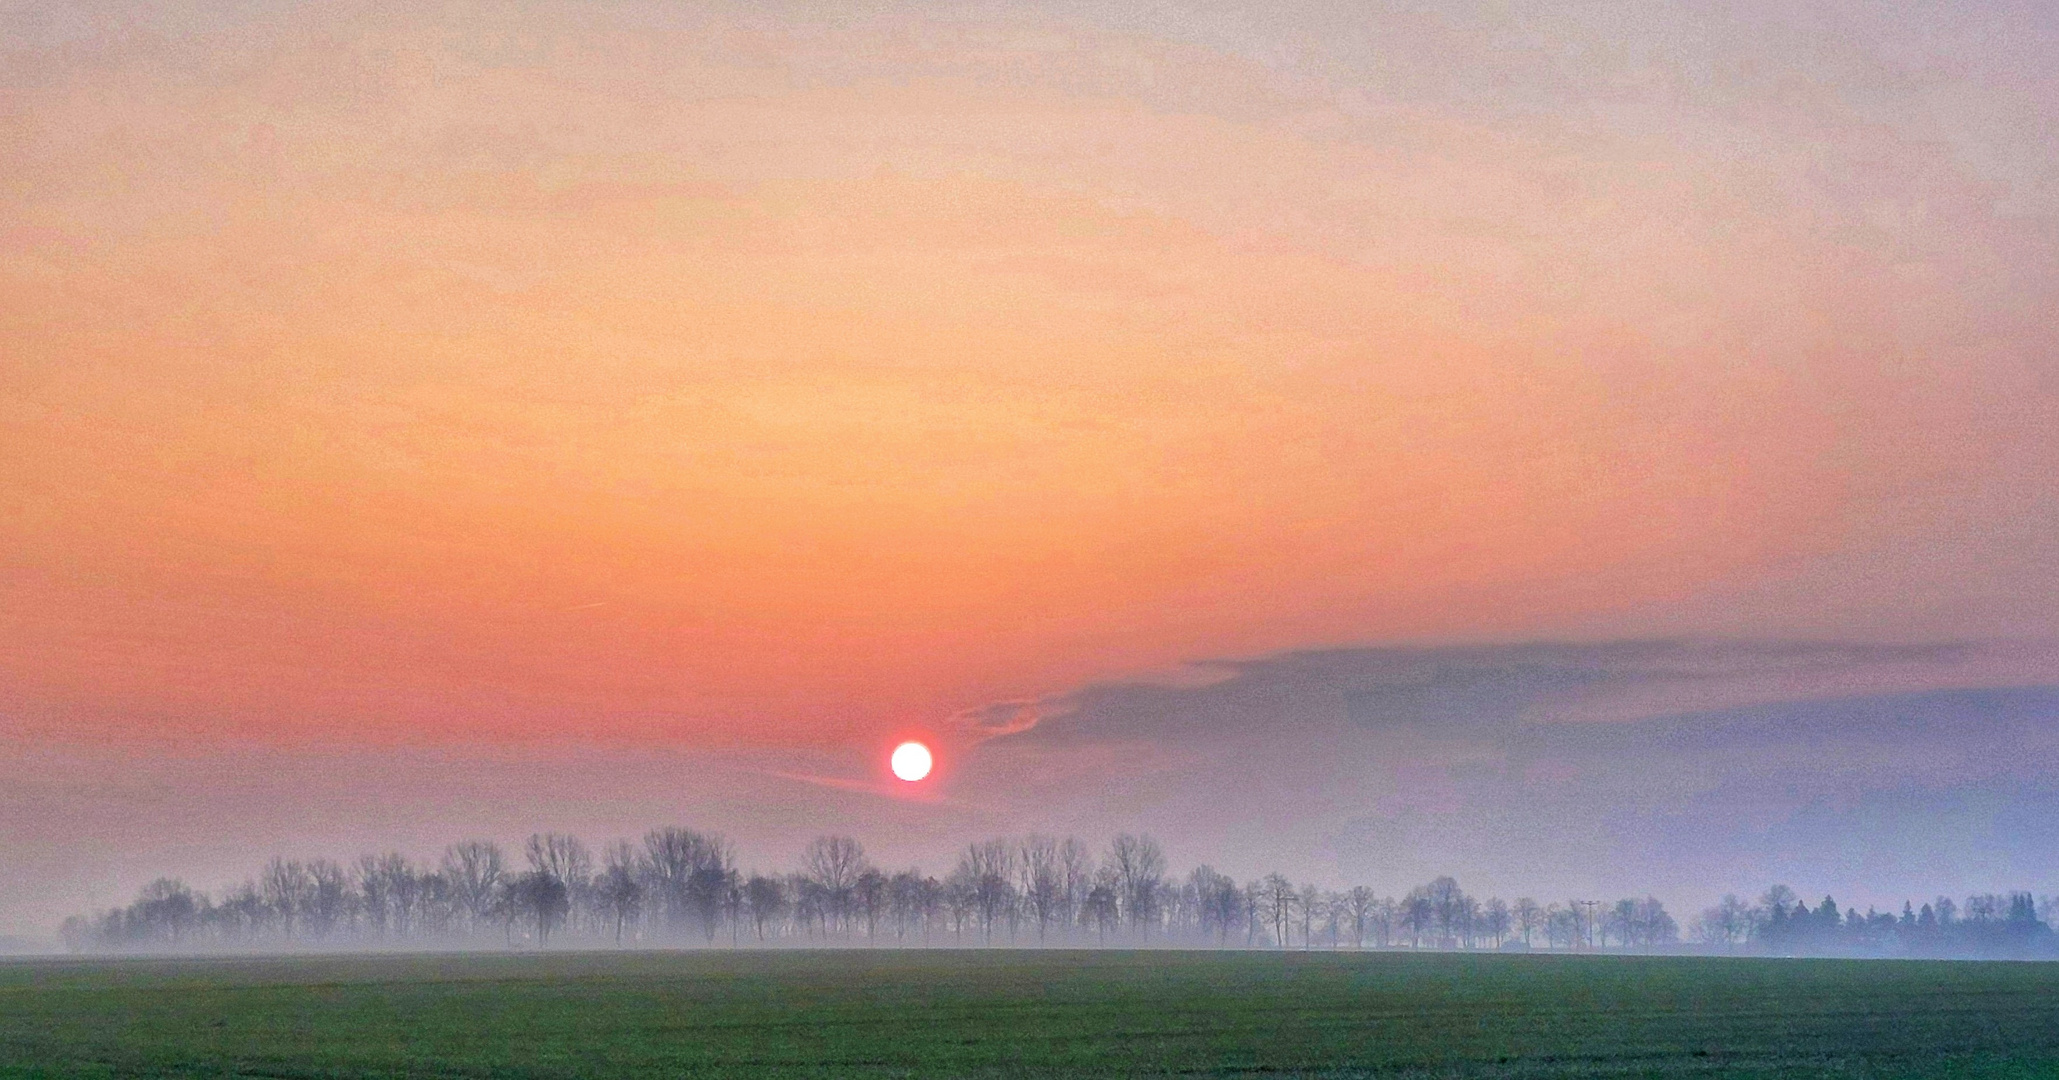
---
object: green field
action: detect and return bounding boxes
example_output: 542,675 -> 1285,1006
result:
3,950 -> 2057,1078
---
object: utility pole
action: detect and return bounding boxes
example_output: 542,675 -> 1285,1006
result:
1577,900 -> 1601,951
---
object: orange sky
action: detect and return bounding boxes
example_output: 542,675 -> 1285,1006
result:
4,0 -> 2057,756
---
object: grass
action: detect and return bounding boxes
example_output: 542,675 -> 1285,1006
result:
2,949 -> 2057,1078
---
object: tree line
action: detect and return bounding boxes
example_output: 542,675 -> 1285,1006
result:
60,829 -> 2059,959
1688,886 -> 2057,958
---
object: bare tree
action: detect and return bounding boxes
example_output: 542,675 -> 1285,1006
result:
845,869 -> 882,942
1084,873 -> 1120,943
1019,836 -> 1065,941
597,841 -> 644,945
507,871 -> 569,946
306,859 -> 351,939
363,854 -> 423,939
259,859 -> 313,940
641,828 -> 728,938
1371,896 -> 1397,947
1261,873 -> 1297,948
418,869 -> 453,937
1345,886 -> 1376,949
945,864 -> 977,941
957,839 -> 1015,942
918,874 -> 947,941
1618,896 -> 1677,948
1189,866 -> 1240,945
1423,877 -> 1468,949
135,878 -> 200,945
804,836 -> 869,934
1757,885 -> 1798,926
1059,838 -> 1092,934
1483,898 -> 1512,948
525,834 -> 592,889
723,872 -> 746,945
789,873 -> 825,938
684,837 -> 736,943
1513,898 -> 1543,948
1322,891 -> 1346,948
440,841 -> 505,936
1106,834 -> 1167,937
1400,888 -> 1433,948
887,871 -> 928,942
741,874 -> 783,941
525,838 -> 586,935
355,855 -> 391,938
1297,884 -> 1321,949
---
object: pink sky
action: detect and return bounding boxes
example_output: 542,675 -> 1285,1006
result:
3,0 -> 2057,936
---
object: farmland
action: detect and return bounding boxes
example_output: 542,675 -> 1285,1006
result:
3,949 -> 2057,1078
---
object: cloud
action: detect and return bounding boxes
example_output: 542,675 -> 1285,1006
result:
941,698 -> 1046,742
997,638 -> 2023,743
956,638 -> 2059,903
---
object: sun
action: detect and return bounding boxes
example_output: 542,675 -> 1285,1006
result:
890,741 -> 933,782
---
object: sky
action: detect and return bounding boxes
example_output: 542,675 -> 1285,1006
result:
3,0 -> 2058,939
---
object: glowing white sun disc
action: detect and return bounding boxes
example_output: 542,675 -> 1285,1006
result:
890,741 -> 933,782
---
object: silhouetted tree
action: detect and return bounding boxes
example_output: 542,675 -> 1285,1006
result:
597,842 -> 643,945
56,828 -> 2059,960
441,842 -> 504,936
1020,836 -> 1066,940
507,870 -> 569,945
1106,834 -> 1166,937
1511,898 -> 1541,947
1262,873 -> 1297,947
803,836 -> 868,935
